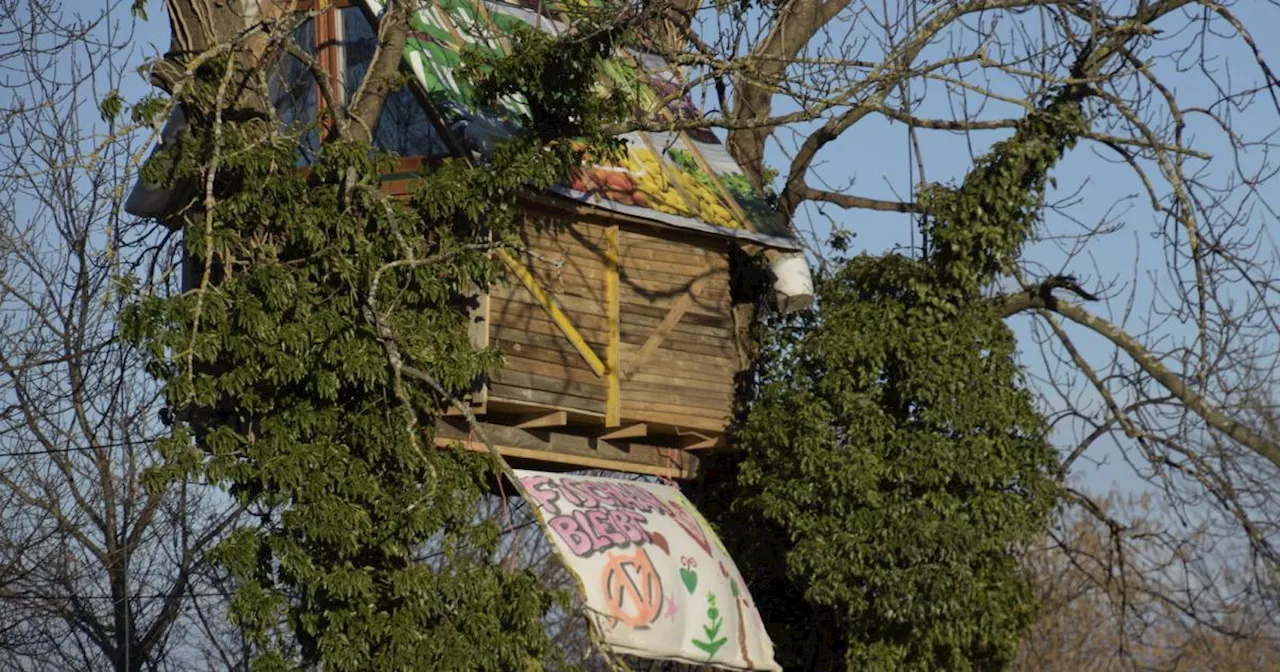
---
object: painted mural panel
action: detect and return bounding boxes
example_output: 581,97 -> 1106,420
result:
363,0 -> 791,239
403,0 -> 529,119
515,470 -> 781,671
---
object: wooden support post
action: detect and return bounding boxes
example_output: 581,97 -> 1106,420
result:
498,250 -> 606,377
465,282 -> 489,405
605,226 -> 621,427
434,418 -> 699,478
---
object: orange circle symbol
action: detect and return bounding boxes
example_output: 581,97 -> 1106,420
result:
601,547 -> 664,627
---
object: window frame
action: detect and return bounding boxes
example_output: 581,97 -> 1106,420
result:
289,0 -> 449,173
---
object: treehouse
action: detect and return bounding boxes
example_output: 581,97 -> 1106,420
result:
126,0 -> 813,480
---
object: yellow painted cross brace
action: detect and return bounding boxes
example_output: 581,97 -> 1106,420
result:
604,226 -> 621,426
497,249 -> 607,378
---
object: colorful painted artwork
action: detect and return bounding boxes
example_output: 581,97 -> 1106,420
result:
360,0 -> 793,241
515,470 -> 781,671
403,0 -> 529,119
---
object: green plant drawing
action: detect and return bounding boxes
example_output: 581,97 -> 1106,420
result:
691,592 -> 728,657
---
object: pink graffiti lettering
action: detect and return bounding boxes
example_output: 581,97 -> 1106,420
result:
548,515 -> 592,555
523,477 -> 722,559
559,479 -> 599,509
547,509 -> 649,557
521,476 -> 674,517
520,476 -> 562,515
582,481 -> 620,508
614,482 -> 668,513
575,480 -> 667,513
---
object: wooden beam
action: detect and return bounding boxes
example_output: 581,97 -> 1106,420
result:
435,435 -> 692,478
622,406 -> 729,433
511,411 -> 568,429
598,423 -> 647,441
498,250 -> 606,377
605,225 -> 621,427
465,283 -> 489,405
680,433 -> 726,450
433,418 -> 697,478
485,396 -> 606,422
622,280 -> 704,380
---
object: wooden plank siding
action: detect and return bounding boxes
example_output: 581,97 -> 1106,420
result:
374,182 -> 742,476
485,212 -> 741,437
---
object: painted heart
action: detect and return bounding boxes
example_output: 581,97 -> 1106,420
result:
680,567 -> 698,594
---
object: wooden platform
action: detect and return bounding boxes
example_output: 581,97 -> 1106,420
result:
433,412 -> 708,479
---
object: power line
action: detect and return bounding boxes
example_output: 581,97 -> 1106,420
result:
0,589 -> 236,602
0,438 -> 156,459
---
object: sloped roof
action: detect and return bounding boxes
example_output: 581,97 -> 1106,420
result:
125,1 -> 800,251
366,0 -> 799,248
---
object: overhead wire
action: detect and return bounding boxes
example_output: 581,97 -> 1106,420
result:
0,437 -> 156,458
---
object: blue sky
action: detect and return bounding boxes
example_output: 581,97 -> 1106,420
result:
752,2 -> 1280,501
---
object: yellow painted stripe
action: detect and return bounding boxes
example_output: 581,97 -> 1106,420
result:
498,250 -> 607,377
605,226 -> 621,426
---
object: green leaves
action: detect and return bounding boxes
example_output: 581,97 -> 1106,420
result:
924,93 -> 1087,298
466,17 -> 631,148
723,91 -> 1087,671
125,22 -> 626,669
733,258 -> 1059,670
128,134 -> 548,668
99,90 -> 123,123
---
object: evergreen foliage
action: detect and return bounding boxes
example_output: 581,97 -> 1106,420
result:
123,23 -> 630,672
723,92 -> 1087,670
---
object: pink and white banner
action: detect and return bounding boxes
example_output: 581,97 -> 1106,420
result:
514,470 -> 780,671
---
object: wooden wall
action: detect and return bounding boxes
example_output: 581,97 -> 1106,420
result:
486,210 -> 740,436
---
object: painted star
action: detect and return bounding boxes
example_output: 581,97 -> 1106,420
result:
665,593 -> 678,620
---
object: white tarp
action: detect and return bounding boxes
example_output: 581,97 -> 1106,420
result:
514,470 -> 781,671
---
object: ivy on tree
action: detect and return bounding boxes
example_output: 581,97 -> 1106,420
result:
124,20 -> 631,672
723,92 -> 1087,671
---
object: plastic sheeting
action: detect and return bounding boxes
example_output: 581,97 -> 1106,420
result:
515,470 -> 781,671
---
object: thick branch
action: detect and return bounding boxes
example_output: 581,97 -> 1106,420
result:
800,186 -> 920,213
344,0 -> 415,144
773,0 -> 1198,226
725,0 -> 852,188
